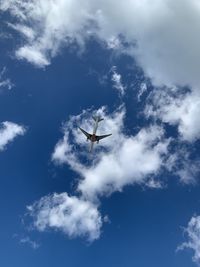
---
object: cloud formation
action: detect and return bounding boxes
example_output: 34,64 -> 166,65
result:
4,0 -> 200,251
0,121 -> 26,151
0,67 -> 14,90
28,104 -> 200,243
3,0 -> 200,144
1,0 -> 95,67
145,88 -> 200,142
28,106 -> 171,241
19,236 -> 40,249
52,106 -> 169,200
111,66 -> 126,96
2,0 -> 200,89
178,215 -> 200,265
27,193 -> 102,241
137,82 -> 147,102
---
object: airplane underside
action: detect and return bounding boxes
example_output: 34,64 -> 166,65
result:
79,116 -> 112,152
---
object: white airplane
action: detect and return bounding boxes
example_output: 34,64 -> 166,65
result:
79,116 -> 112,152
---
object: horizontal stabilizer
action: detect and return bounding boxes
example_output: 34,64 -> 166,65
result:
92,116 -> 104,122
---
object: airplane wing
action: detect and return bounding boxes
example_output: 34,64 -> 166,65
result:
79,127 -> 92,139
96,133 -> 112,141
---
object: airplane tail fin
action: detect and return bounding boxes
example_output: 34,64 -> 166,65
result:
92,116 -> 104,122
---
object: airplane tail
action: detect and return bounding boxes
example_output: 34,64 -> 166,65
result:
89,142 -> 94,153
92,116 -> 104,122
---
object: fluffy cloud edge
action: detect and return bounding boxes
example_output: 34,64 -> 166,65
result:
2,0 -> 200,90
52,106 -> 171,200
27,192 -> 102,242
0,121 -> 26,151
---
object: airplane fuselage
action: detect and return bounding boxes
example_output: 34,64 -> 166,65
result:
79,116 -> 111,152
89,134 -> 98,142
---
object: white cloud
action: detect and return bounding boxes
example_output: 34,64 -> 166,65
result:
2,2 -> 200,143
16,46 -> 50,67
0,121 -> 26,151
7,23 -> 35,40
178,215 -> 200,265
145,88 -> 200,142
19,236 -> 40,249
2,0 -> 200,144
0,67 -> 14,90
111,66 -> 126,96
1,0 -> 95,67
2,0 -> 200,90
165,145 -> 200,184
5,0 -> 200,241
79,125 -> 169,200
52,106 -> 125,157
52,106 -> 170,200
106,36 -> 121,49
31,105 -> 200,240
138,82 -> 147,101
27,193 -> 102,242
30,106 -> 170,240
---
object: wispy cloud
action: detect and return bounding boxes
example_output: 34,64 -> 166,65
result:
178,215 -> 200,265
137,82 -> 147,101
111,66 -> 126,96
0,121 -> 26,151
19,236 -> 40,249
0,67 -> 14,90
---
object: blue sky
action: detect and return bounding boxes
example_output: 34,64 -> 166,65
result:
1,1 -> 200,267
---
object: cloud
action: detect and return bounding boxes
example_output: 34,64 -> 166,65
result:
145,88 -> 200,142
2,0 -> 200,146
16,46 -> 50,67
137,82 -> 147,102
27,193 -> 102,242
52,106 -> 170,200
165,144 -> 200,184
78,125 -> 169,200
27,106 -> 170,241
5,0 -> 200,242
30,105 -> 200,241
1,0 -> 95,67
0,121 -> 26,151
19,236 -> 40,249
178,215 -> 200,265
3,1 -> 200,144
0,67 -> 14,90
111,66 -> 126,96
2,0 -> 200,90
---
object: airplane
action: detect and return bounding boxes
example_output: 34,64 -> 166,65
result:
79,116 -> 112,152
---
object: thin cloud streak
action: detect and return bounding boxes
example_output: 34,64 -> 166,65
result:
178,215 -> 200,265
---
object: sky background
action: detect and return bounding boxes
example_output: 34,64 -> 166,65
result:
1,1 -> 200,267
